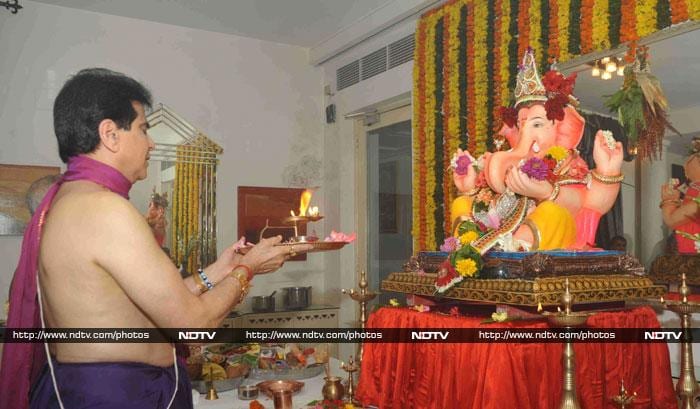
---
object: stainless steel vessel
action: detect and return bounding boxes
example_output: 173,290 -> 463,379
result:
282,286 -> 311,310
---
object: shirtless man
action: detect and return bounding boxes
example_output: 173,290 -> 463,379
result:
0,68 -> 310,409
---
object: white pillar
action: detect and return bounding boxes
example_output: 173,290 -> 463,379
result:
640,140 -> 672,267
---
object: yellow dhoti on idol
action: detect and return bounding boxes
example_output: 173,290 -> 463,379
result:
450,195 -> 576,252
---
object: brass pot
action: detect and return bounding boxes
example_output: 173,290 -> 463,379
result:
321,376 -> 345,401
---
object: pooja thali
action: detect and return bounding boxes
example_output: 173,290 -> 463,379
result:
235,241 -> 347,255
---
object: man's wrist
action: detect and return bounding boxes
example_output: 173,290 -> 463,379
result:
233,264 -> 254,281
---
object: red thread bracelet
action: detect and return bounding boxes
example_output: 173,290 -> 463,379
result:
234,264 -> 254,281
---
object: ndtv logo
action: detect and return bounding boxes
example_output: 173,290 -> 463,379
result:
411,331 -> 449,340
644,331 -> 682,340
178,331 -> 216,340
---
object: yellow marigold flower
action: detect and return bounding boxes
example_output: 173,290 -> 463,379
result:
389,298 -> 400,307
491,311 -> 508,322
546,146 -> 569,162
459,231 -> 478,245
344,404 -> 356,409
456,258 -> 478,277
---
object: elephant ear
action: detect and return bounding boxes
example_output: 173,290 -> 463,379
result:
554,106 -> 585,149
498,123 -> 519,149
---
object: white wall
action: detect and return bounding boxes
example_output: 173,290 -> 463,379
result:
0,1 -> 325,317
320,17 -> 417,362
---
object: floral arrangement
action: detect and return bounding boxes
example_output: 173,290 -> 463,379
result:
436,220 -> 486,292
412,0 -> 698,251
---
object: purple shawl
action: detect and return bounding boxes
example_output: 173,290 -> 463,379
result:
0,155 -> 132,409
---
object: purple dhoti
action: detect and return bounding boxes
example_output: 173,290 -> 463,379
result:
30,360 -> 193,409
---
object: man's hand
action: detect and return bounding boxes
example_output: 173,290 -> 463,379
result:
240,236 -> 312,275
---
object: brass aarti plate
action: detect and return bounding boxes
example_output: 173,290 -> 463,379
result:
236,241 -> 347,255
381,272 -> 666,306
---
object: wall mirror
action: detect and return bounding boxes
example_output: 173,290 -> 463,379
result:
130,104 -> 222,275
560,23 -> 700,264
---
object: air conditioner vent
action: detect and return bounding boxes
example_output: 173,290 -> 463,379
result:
337,60 -> 360,90
388,35 -> 415,69
360,48 -> 387,80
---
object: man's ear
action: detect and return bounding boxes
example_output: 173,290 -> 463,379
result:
98,119 -> 120,153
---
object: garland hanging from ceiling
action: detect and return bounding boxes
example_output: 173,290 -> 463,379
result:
412,0 -> 699,251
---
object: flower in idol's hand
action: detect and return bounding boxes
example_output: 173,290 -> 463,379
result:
520,157 -> 551,181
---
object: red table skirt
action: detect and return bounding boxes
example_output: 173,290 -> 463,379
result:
356,307 -> 676,409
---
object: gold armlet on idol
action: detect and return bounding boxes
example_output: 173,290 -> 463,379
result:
547,183 -> 560,202
465,187 -> 480,196
230,269 -> 251,304
591,170 -> 624,184
659,199 -> 681,209
523,219 -> 541,251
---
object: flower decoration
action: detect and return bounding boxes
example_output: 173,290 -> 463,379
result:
456,258 -> 478,277
545,146 -> 569,162
389,299 -> 400,307
451,152 -> 473,176
413,304 -> 431,313
520,157 -> 551,181
498,106 -> 518,128
440,236 -> 460,252
459,231 -> 479,245
491,311 -> 508,322
542,70 -> 577,96
544,93 -> 569,121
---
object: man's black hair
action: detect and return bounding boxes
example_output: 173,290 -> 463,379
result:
53,68 -> 152,163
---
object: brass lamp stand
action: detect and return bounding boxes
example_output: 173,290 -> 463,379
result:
342,270 -> 378,362
340,355 -> 359,404
544,279 -> 591,409
663,273 -> 700,408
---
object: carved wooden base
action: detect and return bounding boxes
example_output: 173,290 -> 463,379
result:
649,254 -> 700,286
381,272 -> 666,306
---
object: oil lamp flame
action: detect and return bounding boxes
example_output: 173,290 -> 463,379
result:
299,190 -> 312,216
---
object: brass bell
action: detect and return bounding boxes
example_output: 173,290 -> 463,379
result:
205,384 -> 219,400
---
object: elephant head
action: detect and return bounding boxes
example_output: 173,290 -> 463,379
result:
483,103 -> 585,193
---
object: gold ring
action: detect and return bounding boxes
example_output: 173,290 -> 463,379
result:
289,246 -> 296,257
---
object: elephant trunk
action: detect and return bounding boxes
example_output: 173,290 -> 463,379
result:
484,135 -> 534,193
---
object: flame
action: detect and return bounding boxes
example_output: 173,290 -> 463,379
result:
299,189 -> 312,216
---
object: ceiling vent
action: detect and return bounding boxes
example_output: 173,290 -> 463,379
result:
336,34 -> 415,91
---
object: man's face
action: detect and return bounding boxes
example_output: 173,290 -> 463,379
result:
118,102 -> 154,182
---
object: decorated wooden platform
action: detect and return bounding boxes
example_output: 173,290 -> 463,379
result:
381,272 -> 666,307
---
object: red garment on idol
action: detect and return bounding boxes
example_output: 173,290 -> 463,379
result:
675,184 -> 700,253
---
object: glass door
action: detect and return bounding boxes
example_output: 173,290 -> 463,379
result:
355,104 -> 412,306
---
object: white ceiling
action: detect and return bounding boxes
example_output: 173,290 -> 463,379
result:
28,0 -> 395,47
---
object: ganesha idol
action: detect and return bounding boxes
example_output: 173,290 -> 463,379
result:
437,49 -> 625,291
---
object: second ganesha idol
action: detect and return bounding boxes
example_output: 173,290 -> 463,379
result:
436,48 -> 625,292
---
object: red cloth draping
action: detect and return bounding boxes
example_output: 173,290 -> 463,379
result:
356,306 -> 676,409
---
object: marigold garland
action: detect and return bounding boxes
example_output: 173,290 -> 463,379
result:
636,0 -> 658,38
410,0 -> 696,251
620,0 -> 638,41
592,0 -> 611,50
670,0 -> 690,23
557,0 -> 572,61
580,0 -> 594,53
